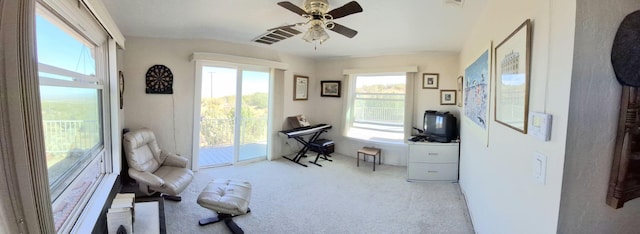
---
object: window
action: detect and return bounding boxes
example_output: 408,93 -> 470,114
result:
346,73 -> 407,141
35,6 -> 109,231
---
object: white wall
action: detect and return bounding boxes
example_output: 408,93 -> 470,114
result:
122,37 -> 316,165
314,52 -> 460,166
558,0 -> 640,233
458,0 -> 575,233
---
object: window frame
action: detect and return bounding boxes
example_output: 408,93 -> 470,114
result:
341,67 -> 418,144
35,3 -> 115,233
345,73 -> 408,142
36,4 -> 107,201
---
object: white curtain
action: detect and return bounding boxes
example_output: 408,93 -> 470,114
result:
404,72 -> 417,141
1,0 -> 56,233
340,74 -> 354,137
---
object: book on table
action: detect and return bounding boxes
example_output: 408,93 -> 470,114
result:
107,193 -> 135,234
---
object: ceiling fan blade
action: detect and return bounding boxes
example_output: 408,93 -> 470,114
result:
277,1 -> 307,16
327,1 -> 363,19
329,23 -> 358,38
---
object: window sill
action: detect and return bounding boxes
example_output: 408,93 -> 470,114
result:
69,173 -> 117,234
344,128 -> 405,145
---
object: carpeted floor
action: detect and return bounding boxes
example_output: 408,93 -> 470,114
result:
163,153 -> 474,234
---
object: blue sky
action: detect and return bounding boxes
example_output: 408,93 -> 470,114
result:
36,14 -> 97,100
201,66 -> 269,98
36,13 -> 271,101
501,74 -> 526,86
36,14 -> 95,76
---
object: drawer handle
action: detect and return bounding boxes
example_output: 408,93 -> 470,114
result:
427,170 -> 438,173
428,153 -> 439,156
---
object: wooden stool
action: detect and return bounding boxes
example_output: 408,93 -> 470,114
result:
357,147 -> 381,171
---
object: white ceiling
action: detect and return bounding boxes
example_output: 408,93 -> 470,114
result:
102,0 -> 488,59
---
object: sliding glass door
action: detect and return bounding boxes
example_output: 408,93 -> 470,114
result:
238,70 -> 269,161
197,65 -> 269,167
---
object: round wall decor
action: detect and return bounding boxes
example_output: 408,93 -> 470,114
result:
145,64 -> 173,94
612,10 -> 640,86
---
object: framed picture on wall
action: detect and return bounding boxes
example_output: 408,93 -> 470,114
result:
494,19 -> 532,133
320,80 -> 341,97
464,44 -> 492,130
440,90 -> 457,105
294,75 -> 309,101
422,73 -> 439,89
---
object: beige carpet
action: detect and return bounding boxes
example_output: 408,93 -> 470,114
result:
163,154 -> 474,234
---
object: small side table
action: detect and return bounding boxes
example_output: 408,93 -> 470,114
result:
357,147 -> 381,171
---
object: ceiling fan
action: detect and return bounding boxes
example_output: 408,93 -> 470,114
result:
253,0 -> 363,45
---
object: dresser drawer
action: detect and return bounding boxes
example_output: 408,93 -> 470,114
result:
407,163 -> 458,181
409,144 -> 458,163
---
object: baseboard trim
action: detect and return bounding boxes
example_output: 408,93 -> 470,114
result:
458,183 -> 478,234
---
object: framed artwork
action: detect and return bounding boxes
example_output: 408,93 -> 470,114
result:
440,90 -> 456,105
422,73 -> 439,89
464,45 -> 492,130
456,76 -> 463,107
494,19 -> 532,133
321,80 -> 341,97
294,75 -> 309,101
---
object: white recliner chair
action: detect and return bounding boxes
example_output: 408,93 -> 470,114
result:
123,128 -> 193,201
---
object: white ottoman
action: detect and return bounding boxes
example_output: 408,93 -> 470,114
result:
197,179 -> 252,234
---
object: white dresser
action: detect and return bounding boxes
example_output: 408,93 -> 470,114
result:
407,142 -> 459,181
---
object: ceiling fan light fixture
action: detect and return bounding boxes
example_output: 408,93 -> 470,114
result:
302,24 -> 330,43
302,30 -> 314,42
318,28 -> 330,44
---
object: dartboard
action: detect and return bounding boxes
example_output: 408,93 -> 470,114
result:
145,64 -> 173,94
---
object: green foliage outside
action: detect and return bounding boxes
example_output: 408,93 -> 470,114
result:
354,84 -> 405,124
41,98 -> 100,157
356,83 -> 405,94
200,92 -> 268,148
41,96 -> 100,185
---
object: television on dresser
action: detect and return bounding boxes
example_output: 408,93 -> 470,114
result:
423,110 -> 458,143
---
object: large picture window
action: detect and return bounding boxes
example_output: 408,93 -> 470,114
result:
347,74 -> 406,140
35,5 -> 109,231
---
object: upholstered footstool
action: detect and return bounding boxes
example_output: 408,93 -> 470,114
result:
197,179 -> 252,234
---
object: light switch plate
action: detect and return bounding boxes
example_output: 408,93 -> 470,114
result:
533,152 -> 547,184
529,112 -> 552,141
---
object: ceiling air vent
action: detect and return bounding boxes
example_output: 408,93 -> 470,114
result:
252,27 -> 302,45
444,0 -> 464,7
